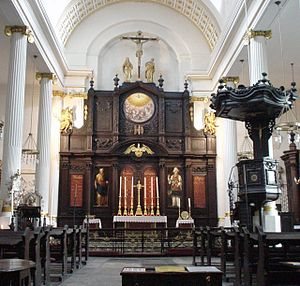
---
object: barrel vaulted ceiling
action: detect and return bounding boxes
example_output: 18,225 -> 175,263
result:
43,0 -> 221,49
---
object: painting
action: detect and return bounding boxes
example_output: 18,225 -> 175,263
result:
167,167 -> 183,207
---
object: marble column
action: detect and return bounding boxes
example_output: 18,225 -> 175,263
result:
35,73 -> 54,215
0,26 -> 33,212
217,77 -> 238,226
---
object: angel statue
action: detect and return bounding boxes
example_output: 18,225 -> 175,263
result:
60,107 -> 73,133
203,111 -> 216,135
124,143 -> 154,158
145,58 -> 155,82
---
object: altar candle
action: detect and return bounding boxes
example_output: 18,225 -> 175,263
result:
188,198 -> 191,209
144,177 -> 146,199
124,177 -> 127,197
131,176 -> 134,199
151,177 -> 153,200
178,198 -> 180,209
119,176 -> 122,197
156,176 -> 159,198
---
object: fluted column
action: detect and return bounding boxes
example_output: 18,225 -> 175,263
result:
35,73 -> 54,215
0,26 -> 33,211
247,30 -> 271,85
217,77 -> 238,226
248,30 -> 273,157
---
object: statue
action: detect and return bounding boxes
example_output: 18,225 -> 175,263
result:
167,167 -> 182,207
145,58 -> 155,82
94,168 -> 109,206
204,111 -> 216,135
60,107 -> 73,133
122,57 -> 133,82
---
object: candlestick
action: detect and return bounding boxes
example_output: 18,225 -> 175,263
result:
156,176 -> 159,199
150,177 -> 154,216
135,180 -> 143,216
130,177 -> 134,215
143,177 -> 147,215
188,198 -> 191,218
117,176 -> 122,215
156,196 -> 160,216
178,197 -> 181,219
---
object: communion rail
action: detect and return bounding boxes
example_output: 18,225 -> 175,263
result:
88,227 -> 195,256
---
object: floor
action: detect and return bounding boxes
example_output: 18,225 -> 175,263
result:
57,257 -> 234,286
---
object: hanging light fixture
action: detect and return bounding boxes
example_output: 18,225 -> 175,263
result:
273,1 -> 299,145
22,55 -> 39,164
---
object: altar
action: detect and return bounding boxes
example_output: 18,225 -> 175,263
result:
113,215 -> 167,229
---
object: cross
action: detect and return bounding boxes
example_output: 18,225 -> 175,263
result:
121,31 -> 159,80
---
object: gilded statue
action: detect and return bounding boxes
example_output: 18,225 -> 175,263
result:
124,143 -> 154,158
145,58 -> 155,82
122,57 -> 133,82
60,107 -> 73,133
204,111 -> 216,135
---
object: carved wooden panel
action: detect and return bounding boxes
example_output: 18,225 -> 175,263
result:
143,168 -> 157,209
94,97 -> 113,132
165,100 -> 183,133
193,175 -> 206,208
70,174 -> 84,207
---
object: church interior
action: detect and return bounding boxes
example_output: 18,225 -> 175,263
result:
1,0 -> 300,285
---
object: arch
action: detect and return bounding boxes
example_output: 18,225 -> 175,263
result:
58,0 -> 220,49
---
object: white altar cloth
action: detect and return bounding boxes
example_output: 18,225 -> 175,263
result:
113,215 -> 167,226
176,218 -> 195,228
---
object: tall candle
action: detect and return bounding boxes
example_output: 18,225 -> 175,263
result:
151,177 -> 153,200
124,177 -> 127,197
144,177 -> 146,199
188,198 -> 191,208
156,176 -> 159,198
178,198 -> 180,209
131,176 -> 134,199
119,176 -> 122,197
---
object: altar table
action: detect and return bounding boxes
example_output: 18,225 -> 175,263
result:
113,216 -> 167,228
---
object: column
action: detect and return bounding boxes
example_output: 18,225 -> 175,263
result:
217,77 -> 238,226
248,30 -> 271,85
49,94 -> 63,226
248,30 -> 274,157
35,73 -> 54,216
0,26 -> 33,212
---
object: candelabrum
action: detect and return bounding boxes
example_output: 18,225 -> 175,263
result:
143,197 -> 148,216
129,196 -> 134,216
156,196 -> 160,216
150,197 -> 154,216
117,196 -> 122,215
188,205 -> 191,219
123,196 -> 128,216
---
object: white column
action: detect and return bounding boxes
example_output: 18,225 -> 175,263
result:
248,30 -> 271,85
0,26 -> 33,212
35,73 -> 54,215
248,30 -> 273,157
217,78 -> 238,226
49,95 -> 62,226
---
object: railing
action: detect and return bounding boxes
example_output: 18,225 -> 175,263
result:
89,227 -> 194,255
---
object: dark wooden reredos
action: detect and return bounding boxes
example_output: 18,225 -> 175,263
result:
58,80 -> 217,228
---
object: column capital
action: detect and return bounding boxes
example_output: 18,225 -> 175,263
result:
4,25 -> 34,43
36,72 -> 56,82
246,29 -> 272,41
222,76 -> 239,85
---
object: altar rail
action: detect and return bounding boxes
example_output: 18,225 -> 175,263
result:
89,227 -> 194,256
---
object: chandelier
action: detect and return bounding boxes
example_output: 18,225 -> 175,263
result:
22,55 -> 39,164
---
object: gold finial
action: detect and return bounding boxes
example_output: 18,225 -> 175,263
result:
5,26 -> 34,43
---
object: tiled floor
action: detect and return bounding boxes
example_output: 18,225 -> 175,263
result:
57,256 -> 234,286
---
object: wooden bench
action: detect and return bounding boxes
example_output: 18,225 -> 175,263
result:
0,258 -> 36,286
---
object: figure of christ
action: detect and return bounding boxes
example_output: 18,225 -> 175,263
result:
121,31 -> 158,79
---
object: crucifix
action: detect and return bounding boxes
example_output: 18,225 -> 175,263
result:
121,31 -> 159,80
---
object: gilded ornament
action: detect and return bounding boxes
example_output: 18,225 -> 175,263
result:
203,112 -> 216,135
246,29 -> 272,40
4,25 -> 34,43
124,143 -> 154,157
60,107 -> 73,133
84,105 -> 88,121
222,76 -> 239,86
